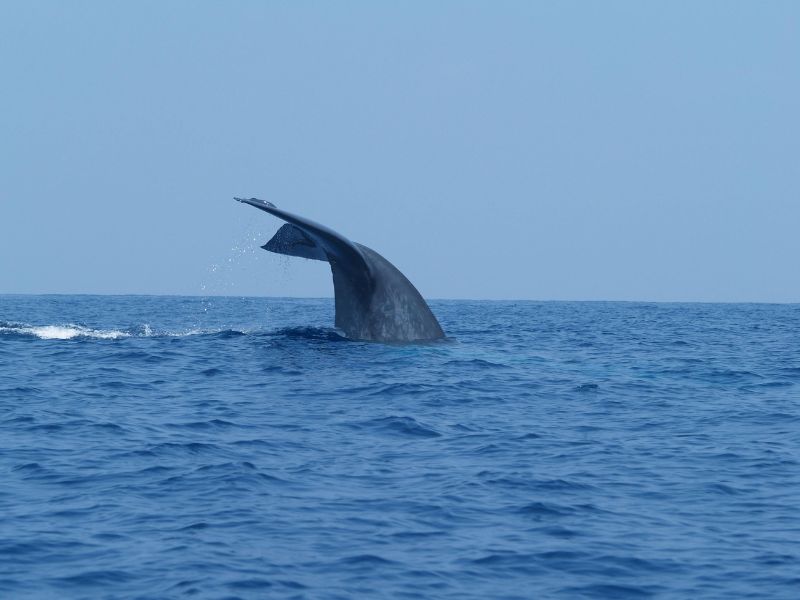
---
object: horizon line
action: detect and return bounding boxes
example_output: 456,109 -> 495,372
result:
0,292 -> 797,306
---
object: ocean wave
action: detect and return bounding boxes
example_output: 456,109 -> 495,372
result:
345,415 -> 442,438
0,321 -> 248,340
0,322 -> 343,341
0,323 -> 129,340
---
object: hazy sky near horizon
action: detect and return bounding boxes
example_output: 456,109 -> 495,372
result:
2,2 -> 798,301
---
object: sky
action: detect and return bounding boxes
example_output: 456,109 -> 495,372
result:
1,1 -> 798,301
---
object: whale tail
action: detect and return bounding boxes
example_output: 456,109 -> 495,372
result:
262,224 -> 327,262
235,197 -> 444,342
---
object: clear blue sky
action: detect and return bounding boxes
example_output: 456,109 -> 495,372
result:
2,2 -> 798,301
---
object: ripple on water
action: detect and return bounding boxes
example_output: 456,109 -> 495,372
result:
344,415 -> 442,438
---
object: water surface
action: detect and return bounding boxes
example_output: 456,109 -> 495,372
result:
1,296 -> 799,598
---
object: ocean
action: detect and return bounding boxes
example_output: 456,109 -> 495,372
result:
1,295 -> 798,599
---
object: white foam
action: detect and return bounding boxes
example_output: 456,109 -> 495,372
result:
166,328 -> 209,337
0,323 -> 246,340
0,324 -> 130,340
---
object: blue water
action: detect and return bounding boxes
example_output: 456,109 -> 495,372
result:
1,295 -> 799,599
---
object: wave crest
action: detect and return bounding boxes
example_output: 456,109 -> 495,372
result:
0,322 -> 342,341
0,323 -> 129,340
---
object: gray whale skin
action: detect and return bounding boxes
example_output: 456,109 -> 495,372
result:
235,197 -> 444,343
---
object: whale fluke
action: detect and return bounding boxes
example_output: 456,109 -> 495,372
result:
235,197 -> 444,342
